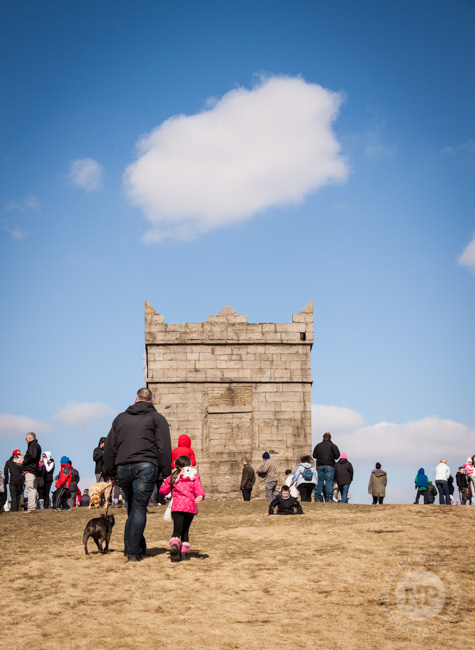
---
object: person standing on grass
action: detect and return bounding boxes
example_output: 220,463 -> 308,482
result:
292,455 -> 318,502
4,450 -> 24,512
0,470 -> 6,513
159,455 -> 205,562
368,462 -> 387,504
93,437 -> 108,482
426,481 -> 437,504
41,452 -> 55,508
334,453 -> 354,504
313,432 -> 340,502
54,456 -> 73,511
67,460 -> 80,508
414,468 -> 429,504
456,466 -> 469,505
434,459 -> 451,505
103,387 -> 172,563
257,452 -> 278,501
23,432 -> 42,513
240,457 -> 256,501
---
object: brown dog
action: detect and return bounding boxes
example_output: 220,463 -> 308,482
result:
83,514 -> 115,555
88,481 -> 112,509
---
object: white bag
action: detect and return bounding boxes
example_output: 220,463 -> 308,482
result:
163,498 -> 173,522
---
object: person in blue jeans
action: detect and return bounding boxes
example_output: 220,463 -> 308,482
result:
334,453 -> 354,503
103,388 -> 172,562
312,432 -> 340,502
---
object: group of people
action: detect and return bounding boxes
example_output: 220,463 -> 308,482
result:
241,432 -> 387,508
1,433 -> 83,513
414,457 -> 475,505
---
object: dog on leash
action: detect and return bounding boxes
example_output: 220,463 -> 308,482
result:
83,514 -> 115,555
88,481 -> 112,509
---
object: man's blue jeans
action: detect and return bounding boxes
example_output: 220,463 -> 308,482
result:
316,466 -> 334,502
116,462 -> 158,557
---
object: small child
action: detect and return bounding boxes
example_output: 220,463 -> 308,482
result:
456,466 -> 469,505
284,469 -> 299,498
54,456 -> 73,511
414,468 -> 429,504
171,435 -> 196,469
160,455 -> 205,562
268,485 -> 303,515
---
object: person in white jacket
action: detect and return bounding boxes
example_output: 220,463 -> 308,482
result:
434,459 -> 451,505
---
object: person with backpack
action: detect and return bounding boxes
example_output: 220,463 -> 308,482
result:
334,453 -> 354,503
414,468 -> 429,504
292,455 -> 318,502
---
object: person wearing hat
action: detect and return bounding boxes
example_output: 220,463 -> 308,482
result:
256,452 -> 278,501
53,456 -> 73,512
23,432 -> 42,513
4,450 -> 24,511
312,432 -> 340,502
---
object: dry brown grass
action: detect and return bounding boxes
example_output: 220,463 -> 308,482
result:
1,501 -> 472,649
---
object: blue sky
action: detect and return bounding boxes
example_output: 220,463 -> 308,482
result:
1,0 -> 474,503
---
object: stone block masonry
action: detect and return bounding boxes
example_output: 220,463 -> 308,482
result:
145,301 -> 313,498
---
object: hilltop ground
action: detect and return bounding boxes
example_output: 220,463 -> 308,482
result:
1,500 -> 472,650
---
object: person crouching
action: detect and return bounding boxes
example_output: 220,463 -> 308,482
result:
268,485 -> 303,515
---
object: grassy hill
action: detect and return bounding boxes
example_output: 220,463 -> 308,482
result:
1,500 -> 471,649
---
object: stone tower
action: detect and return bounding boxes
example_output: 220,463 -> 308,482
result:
145,301 -> 313,498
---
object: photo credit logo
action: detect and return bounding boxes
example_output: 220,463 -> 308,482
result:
381,555 -> 460,637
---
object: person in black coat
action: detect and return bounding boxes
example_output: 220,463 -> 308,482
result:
268,486 -> 303,515
312,432 -> 340,502
334,453 -> 354,503
23,432 -> 42,512
93,436 -> 108,482
4,450 -> 24,512
426,481 -> 438,504
456,467 -> 468,505
103,387 -> 172,562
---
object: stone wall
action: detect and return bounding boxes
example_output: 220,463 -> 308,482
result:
145,301 -> 313,498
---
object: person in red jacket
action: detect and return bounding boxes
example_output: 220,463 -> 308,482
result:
171,435 -> 196,469
54,456 -> 72,511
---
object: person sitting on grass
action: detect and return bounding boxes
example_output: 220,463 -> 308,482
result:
268,485 -> 303,515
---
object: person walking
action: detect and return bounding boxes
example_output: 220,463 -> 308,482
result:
334,453 -> 354,504
159,455 -> 205,562
22,432 -> 42,513
368,462 -> 387,504
240,457 -> 256,501
435,459 -> 451,505
4,450 -> 24,512
312,432 -> 340,502
257,452 -> 278,502
103,387 -> 172,562
292,455 -> 318,502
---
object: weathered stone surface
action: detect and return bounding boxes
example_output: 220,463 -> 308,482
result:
145,302 -> 313,498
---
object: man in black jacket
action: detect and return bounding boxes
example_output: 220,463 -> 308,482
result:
4,450 -> 24,511
23,432 -> 42,513
313,432 -> 340,502
103,387 -> 172,562
93,436 -> 107,482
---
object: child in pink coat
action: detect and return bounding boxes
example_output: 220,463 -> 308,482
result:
160,455 -> 205,562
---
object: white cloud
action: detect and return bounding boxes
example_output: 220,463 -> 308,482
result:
0,413 -> 50,440
124,75 -> 348,242
69,158 -> 103,191
312,404 -> 474,466
1,194 -> 41,240
458,232 -> 475,271
442,138 -> 475,155
53,401 -> 114,428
